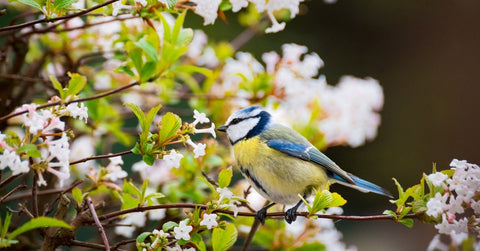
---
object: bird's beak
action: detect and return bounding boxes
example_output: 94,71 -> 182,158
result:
217,125 -> 227,132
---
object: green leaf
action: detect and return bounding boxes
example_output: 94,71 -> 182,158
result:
162,221 -> 178,232
49,75 -> 65,99
123,180 -> 141,198
165,0 -> 176,8
1,213 -> 13,240
53,0 -> 76,11
383,210 -> 398,219
328,192 -> 347,208
8,217 -> 71,241
158,112 -> 181,144
18,0 -> 43,11
135,38 -> 158,63
143,154 -> 155,166
218,167 -> 232,188
131,142 -> 142,155
17,144 -> 41,158
172,11 -> 186,45
145,105 -> 161,131
125,103 -> 147,132
129,48 -> 143,75
190,232 -> 207,251
65,73 -> 87,98
295,242 -> 326,251
140,61 -> 157,82
212,223 -> 237,251
310,190 -> 333,214
136,232 -> 151,243
177,28 -> 193,46
398,218 -> 414,228
145,192 -> 165,201
121,193 -> 140,210
71,188 -> 83,206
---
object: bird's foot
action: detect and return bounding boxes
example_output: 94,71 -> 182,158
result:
285,207 -> 297,224
256,208 -> 268,225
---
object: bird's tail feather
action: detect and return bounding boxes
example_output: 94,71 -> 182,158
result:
332,173 -> 393,198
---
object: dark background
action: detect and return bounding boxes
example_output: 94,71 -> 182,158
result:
192,0 -> 480,250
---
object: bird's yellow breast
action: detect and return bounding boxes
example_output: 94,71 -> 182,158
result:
233,136 -> 328,205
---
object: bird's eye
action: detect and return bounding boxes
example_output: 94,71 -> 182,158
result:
230,118 -> 241,125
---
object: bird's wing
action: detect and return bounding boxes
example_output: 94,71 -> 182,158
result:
266,139 -> 355,184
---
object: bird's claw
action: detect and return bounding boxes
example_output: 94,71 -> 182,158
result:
256,208 -> 268,225
285,208 -> 297,224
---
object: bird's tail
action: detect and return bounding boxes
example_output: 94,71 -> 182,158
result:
332,173 -> 393,198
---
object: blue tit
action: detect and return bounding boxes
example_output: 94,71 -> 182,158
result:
217,105 -> 392,224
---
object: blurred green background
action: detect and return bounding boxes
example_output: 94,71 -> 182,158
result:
190,0 -> 480,250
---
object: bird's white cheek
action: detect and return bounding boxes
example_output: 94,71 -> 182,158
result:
226,117 -> 260,143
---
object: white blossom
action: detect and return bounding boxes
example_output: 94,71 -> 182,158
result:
216,187 -> 233,203
193,110 -> 210,125
173,220 -> 193,241
186,139 -> 206,158
132,159 -> 173,186
105,156 -> 127,181
163,149 -> 184,169
427,234 -> 448,251
194,123 -> 216,138
190,0 -> 221,25
230,0 -> 249,12
426,192 -> 448,218
65,102 -> 88,122
427,172 -> 448,187
200,213 -> 218,229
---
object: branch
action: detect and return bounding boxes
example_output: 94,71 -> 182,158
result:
70,151 -> 133,166
3,180 -> 83,203
0,184 -> 27,203
94,203 -> 417,223
111,239 -> 136,251
0,0 -> 119,33
0,81 -> 140,121
86,197 -> 110,251
68,240 -> 106,250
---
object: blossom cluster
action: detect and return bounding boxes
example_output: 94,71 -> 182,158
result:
425,159 -> 480,250
197,42 -> 383,148
0,102 -> 88,187
190,0 -> 304,33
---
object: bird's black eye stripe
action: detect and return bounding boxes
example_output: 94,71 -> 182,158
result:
230,118 -> 241,125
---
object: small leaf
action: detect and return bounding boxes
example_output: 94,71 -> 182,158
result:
135,38 -> 158,63
172,11 -> 186,45
53,0 -> 76,11
1,213 -> 13,240
8,217 -> 71,241
145,192 -> 165,201
125,103 -> 147,132
122,180 -> 142,198
212,223 -> 237,251
158,112 -> 181,144
140,61 -> 157,82
65,73 -> 87,98
383,210 -> 398,219
17,144 -> 41,158
218,167 -> 232,188
177,28 -> 193,46
145,105 -> 161,131
295,243 -> 326,251
142,154 -> 155,166
328,192 -> 347,208
18,0 -> 43,11
128,48 -> 143,75
310,190 -> 333,213
398,218 -> 414,228
136,232 -> 151,243
131,142 -> 142,155
71,188 -> 83,206
162,221 -> 178,232
49,75 -> 65,99
190,232 -> 207,251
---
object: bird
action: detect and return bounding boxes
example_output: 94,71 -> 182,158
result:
217,105 -> 392,224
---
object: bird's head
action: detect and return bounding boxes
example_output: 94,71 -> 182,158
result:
217,106 -> 272,144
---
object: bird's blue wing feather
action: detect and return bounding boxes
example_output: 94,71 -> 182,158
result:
266,139 -> 354,184
331,174 -> 393,198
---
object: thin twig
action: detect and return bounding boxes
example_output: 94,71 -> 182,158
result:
32,172 -> 39,217
0,173 -> 22,188
242,218 -> 261,251
87,197 -> 110,251
94,203 -> 417,223
0,184 -> 27,203
70,151 -> 133,166
0,0 -> 119,33
3,179 -> 83,203
111,239 -> 136,251
69,240 -> 106,249
0,81 -> 140,121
